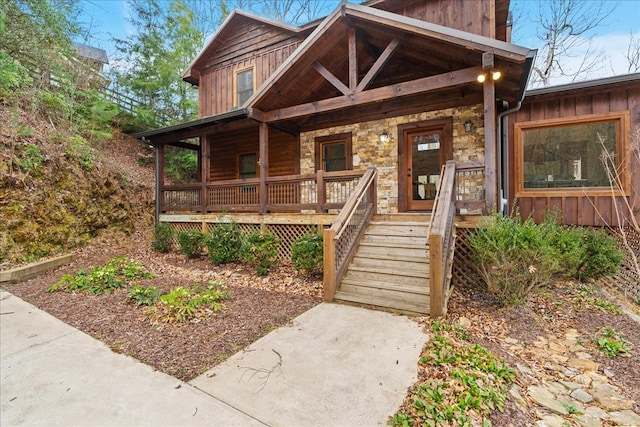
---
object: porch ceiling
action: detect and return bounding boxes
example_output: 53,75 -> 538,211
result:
249,3 -> 534,131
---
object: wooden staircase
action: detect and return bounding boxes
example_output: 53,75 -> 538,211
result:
333,214 -> 431,315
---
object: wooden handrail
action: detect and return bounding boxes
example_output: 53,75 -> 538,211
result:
429,160 -> 457,317
331,167 -> 377,238
323,167 -> 377,301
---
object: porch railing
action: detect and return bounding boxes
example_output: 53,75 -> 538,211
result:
159,169 -> 365,214
455,161 -> 486,214
429,160 -> 458,317
323,167 -> 377,301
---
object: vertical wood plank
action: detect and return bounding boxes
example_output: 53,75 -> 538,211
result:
259,122 -> 269,214
316,169 -> 326,213
429,233 -> 443,317
348,27 -> 357,92
323,228 -> 336,302
201,133 -> 210,211
483,76 -> 497,212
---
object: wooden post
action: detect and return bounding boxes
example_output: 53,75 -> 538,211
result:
348,27 -> 357,92
483,71 -> 497,213
259,122 -> 269,214
316,169 -> 325,213
429,233 -> 443,317
200,133 -> 209,213
323,228 -> 336,301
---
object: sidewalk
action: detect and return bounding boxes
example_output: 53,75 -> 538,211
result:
1,290 -> 428,426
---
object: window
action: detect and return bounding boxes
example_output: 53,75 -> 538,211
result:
515,112 -> 629,194
239,153 -> 257,179
235,67 -> 254,107
315,133 -> 352,172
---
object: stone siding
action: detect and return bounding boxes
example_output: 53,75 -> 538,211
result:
300,105 -> 485,214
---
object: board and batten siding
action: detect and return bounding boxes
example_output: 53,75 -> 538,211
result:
508,82 -> 640,226
197,22 -> 302,116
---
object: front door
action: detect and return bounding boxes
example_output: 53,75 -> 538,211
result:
399,119 -> 452,211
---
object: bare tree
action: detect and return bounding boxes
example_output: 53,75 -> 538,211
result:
527,0 -> 616,86
626,31 -> 640,73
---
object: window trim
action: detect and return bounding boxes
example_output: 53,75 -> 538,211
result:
233,66 -> 256,108
237,152 -> 258,179
514,111 -> 630,197
314,132 -> 353,172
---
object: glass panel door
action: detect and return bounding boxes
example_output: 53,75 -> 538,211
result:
407,130 -> 443,210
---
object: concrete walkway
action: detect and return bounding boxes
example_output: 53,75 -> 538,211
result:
1,290 -> 428,426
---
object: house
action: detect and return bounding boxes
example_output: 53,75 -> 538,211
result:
72,43 -> 110,90
132,0 -> 637,316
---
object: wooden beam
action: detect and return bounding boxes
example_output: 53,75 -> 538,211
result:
259,122 -> 268,214
200,132 -> 209,211
483,76 -> 497,212
314,61 -> 351,96
356,38 -> 400,92
264,66 -> 481,122
348,27 -> 357,92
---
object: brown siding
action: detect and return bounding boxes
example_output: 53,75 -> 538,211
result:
509,82 -> 640,226
208,127 -> 297,181
379,0 -> 496,38
197,21 -> 302,116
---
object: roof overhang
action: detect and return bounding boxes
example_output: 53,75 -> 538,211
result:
132,109 -> 249,144
246,2 -> 535,130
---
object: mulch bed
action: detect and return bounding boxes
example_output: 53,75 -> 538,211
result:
5,230 -> 322,381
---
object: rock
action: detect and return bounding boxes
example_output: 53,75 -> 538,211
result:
504,337 -> 519,345
572,413 -> 603,427
584,406 -> 610,420
537,414 -> 569,427
573,374 -> 592,387
547,381 -> 570,396
568,358 -> 599,372
510,384 -> 528,407
557,394 -> 585,412
575,351 -> 593,359
608,410 -> 640,426
571,388 -> 594,404
457,316 -> 471,328
591,383 -> 634,412
549,341 -> 567,353
603,369 -> 615,379
528,386 -> 569,415
517,363 -> 534,376
560,380 -> 583,391
550,354 -> 569,364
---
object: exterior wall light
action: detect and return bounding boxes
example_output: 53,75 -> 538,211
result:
464,120 -> 473,134
476,70 -> 501,83
379,131 -> 389,143
492,70 -> 502,81
477,74 -> 486,83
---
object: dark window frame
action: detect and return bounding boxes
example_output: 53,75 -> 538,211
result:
314,132 -> 353,172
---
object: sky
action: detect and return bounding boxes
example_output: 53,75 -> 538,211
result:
77,0 -> 640,87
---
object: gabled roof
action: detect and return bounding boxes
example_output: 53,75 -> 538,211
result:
247,2 -> 534,126
73,43 -> 109,64
183,9 -> 304,84
525,73 -> 640,97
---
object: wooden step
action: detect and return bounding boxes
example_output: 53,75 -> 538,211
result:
373,214 -> 431,222
340,276 -> 429,295
356,243 -> 429,259
361,234 -> 427,246
347,264 -> 429,279
342,269 -> 429,287
334,290 -> 430,315
365,224 -> 429,237
349,256 -> 428,272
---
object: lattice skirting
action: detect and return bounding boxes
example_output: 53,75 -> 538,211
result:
452,227 -> 479,288
600,227 -> 640,304
167,221 -> 322,261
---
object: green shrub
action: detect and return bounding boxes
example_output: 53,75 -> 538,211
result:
291,230 -> 324,276
241,230 -> 280,275
177,230 -> 205,259
471,214 -> 624,305
128,285 -> 161,305
48,257 -> 153,295
152,223 -> 175,253
205,221 -> 243,265
146,282 -> 230,323
470,214 -> 560,305
577,230 -> 623,281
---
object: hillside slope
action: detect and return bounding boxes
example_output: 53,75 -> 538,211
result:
0,105 -> 155,267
